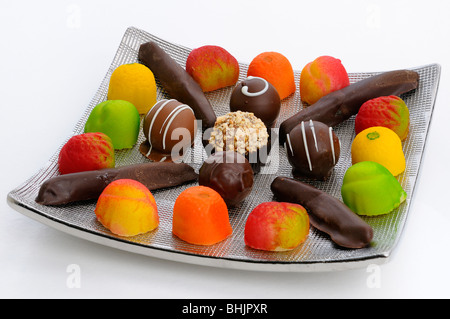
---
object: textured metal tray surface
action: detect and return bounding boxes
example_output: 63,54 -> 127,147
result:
7,27 -> 440,272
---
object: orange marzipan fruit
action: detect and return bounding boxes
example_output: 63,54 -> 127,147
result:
172,186 -> 232,246
247,51 -> 296,100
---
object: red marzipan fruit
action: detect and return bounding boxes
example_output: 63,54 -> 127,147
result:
355,95 -> 410,141
58,132 -> 115,175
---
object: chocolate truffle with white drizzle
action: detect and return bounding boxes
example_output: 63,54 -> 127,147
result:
285,120 -> 340,180
230,76 -> 281,128
140,99 -> 197,162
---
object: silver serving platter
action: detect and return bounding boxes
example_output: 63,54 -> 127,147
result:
7,27 -> 441,272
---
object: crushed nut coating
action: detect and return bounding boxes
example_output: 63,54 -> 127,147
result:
209,111 -> 269,155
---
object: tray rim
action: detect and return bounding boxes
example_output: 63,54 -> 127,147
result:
6,195 -> 390,272
6,27 -> 442,272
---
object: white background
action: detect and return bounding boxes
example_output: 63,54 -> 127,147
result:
1,0 -> 450,299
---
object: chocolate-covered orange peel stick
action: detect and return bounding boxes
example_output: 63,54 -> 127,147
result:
36,162 -> 198,206
138,41 -> 217,131
271,176 -> 374,249
279,69 -> 419,144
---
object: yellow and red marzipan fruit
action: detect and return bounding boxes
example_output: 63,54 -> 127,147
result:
244,202 -> 310,251
300,55 -> 350,105
186,45 -> 240,92
95,179 -> 159,237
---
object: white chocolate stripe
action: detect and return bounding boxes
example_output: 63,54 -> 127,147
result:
309,120 -> 318,151
148,99 -> 174,143
241,76 -> 269,97
301,121 -> 312,171
329,127 -> 336,165
146,144 -> 153,157
286,133 -> 294,156
159,103 -> 191,134
146,99 -> 175,157
161,104 -> 194,150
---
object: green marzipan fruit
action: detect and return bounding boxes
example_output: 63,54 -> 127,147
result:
341,161 -> 407,216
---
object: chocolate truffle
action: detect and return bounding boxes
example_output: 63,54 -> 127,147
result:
199,151 -> 254,207
285,120 -> 340,180
141,99 -> 197,162
230,76 -> 281,128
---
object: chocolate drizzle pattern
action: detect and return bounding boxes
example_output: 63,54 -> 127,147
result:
141,99 -> 197,162
286,120 -> 338,173
146,99 -> 194,155
241,76 -> 269,97
285,120 -> 340,180
230,76 -> 281,128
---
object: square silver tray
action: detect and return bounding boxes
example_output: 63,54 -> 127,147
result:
7,27 -> 441,272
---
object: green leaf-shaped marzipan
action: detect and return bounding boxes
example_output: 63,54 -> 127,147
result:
341,161 -> 407,216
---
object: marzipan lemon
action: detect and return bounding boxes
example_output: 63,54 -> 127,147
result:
351,126 -> 405,176
108,63 -> 157,114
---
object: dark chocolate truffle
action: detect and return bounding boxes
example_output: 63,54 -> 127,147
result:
230,76 -> 281,128
199,151 -> 254,207
141,99 -> 197,162
285,120 -> 340,180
